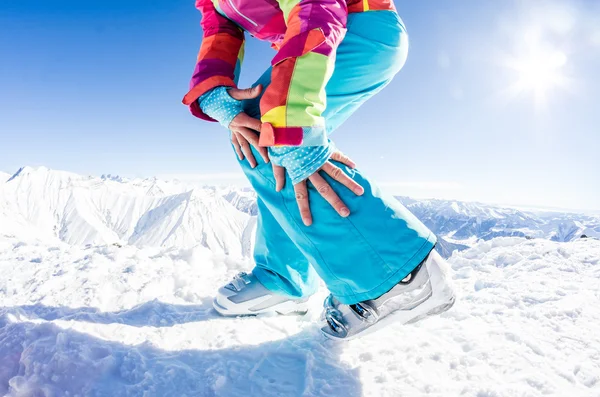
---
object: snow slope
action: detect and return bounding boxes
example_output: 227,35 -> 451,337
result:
1,236 -> 598,396
0,171 -> 9,183
220,186 -> 259,216
0,167 -> 252,256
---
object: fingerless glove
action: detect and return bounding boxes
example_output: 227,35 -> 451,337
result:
198,86 -> 243,129
269,142 -> 334,185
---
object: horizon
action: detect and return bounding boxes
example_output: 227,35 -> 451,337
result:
2,164 -> 598,215
1,0 -> 599,211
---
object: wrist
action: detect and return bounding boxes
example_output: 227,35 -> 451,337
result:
198,86 -> 243,129
269,143 -> 334,185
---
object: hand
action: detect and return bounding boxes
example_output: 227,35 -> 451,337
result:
228,85 -> 269,168
272,151 -> 364,226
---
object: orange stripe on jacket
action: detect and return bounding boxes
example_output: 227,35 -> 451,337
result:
198,34 -> 243,67
183,75 -> 236,106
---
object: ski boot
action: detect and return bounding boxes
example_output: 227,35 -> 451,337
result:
321,249 -> 456,340
213,272 -> 309,316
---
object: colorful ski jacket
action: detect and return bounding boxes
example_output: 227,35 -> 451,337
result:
182,0 -> 396,146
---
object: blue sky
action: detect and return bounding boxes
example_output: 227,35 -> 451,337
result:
1,0 -> 599,210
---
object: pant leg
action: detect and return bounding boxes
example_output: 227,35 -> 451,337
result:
323,11 -> 410,133
253,197 -> 319,298
238,10 -> 435,305
234,69 -> 320,299
235,142 -> 435,305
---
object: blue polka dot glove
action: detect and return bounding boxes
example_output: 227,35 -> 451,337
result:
200,86 -> 332,184
198,86 -> 243,129
269,141 -> 335,185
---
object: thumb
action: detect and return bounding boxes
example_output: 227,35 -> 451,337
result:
228,84 -> 263,101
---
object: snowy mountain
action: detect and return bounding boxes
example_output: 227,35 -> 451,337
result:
220,186 -> 259,216
549,219 -> 599,242
1,167 -> 596,262
0,171 -> 9,183
217,184 -> 598,256
397,196 -> 599,243
0,166 -> 252,257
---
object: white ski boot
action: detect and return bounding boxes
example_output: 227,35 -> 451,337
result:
213,272 -> 310,316
320,249 -> 456,340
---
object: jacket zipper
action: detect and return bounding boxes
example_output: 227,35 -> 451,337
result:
225,0 -> 258,27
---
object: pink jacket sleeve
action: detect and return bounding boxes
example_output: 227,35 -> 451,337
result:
182,0 -> 245,121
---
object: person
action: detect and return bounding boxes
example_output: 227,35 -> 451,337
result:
182,0 -> 456,340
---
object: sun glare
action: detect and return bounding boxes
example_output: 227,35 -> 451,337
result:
503,33 -> 571,109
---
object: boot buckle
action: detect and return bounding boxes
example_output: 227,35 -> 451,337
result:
350,302 -> 379,324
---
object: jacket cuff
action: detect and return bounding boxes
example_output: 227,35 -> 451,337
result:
182,76 -> 236,121
259,123 -> 328,147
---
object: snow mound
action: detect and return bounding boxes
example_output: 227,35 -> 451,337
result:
1,236 -> 598,396
0,166 -> 252,256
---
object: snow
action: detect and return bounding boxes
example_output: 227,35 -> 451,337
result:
220,186 -> 259,216
0,166 -> 252,256
1,236 -> 598,396
1,167 -> 599,396
397,196 -> 600,243
550,220 -> 599,242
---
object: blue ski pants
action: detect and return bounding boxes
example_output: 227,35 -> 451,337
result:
237,10 -> 436,305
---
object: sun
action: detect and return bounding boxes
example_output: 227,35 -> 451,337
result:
504,43 -> 570,109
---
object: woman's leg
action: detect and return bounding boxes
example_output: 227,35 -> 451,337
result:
323,11 -> 410,133
253,197 -> 319,298
237,151 -> 436,304
236,10 -> 435,305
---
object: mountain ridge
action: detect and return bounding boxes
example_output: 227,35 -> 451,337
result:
1,167 -> 596,258
0,171 -> 10,183
0,166 -> 252,256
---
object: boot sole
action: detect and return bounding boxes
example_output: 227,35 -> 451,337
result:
213,297 -> 309,317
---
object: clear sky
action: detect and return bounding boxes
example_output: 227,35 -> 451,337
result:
1,0 -> 599,211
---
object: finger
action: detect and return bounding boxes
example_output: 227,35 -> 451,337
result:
258,146 -> 270,164
238,136 -> 258,168
330,151 -> 356,169
236,127 -> 269,163
231,134 -> 244,161
294,181 -> 312,226
309,172 -> 350,218
228,84 -> 263,101
236,126 -> 260,146
322,162 -> 364,196
273,164 -> 286,192
232,112 -> 262,132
